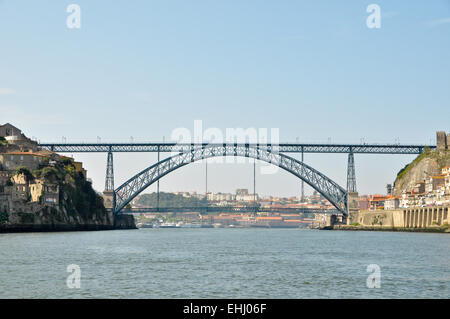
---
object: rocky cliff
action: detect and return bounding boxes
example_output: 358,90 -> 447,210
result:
0,150 -> 136,232
394,148 -> 450,196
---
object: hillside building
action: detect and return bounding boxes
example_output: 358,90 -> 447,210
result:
0,123 -> 38,151
0,124 -> 88,218
0,152 -> 47,171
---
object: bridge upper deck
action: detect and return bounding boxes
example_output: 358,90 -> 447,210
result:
39,142 -> 434,154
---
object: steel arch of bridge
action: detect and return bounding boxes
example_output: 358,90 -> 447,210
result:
113,144 -> 348,215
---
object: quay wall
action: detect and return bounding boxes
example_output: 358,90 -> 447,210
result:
334,206 -> 450,233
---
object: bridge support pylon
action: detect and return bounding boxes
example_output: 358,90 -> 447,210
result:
345,150 -> 359,224
346,191 -> 360,225
103,150 -> 115,210
347,150 -> 357,193
105,151 -> 114,192
103,190 -> 114,210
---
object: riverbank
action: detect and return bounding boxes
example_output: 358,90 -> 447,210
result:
0,224 -> 115,233
0,214 -> 137,233
332,224 -> 450,233
340,207 -> 450,233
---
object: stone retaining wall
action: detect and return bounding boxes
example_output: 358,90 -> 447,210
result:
342,206 -> 450,232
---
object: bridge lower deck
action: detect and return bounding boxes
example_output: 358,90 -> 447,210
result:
114,207 -> 340,215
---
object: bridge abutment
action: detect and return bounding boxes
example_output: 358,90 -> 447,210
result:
103,190 -> 114,210
346,191 -> 360,225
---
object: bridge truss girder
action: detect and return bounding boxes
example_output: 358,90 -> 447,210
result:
39,143 -> 432,155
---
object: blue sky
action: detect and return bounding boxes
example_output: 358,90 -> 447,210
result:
1,1 -> 449,197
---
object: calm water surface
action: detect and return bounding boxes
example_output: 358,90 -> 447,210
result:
0,228 -> 448,298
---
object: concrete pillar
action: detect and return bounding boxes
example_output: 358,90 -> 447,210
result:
406,210 -> 409,228
416,210 -> 419,228
346,192 -> 360,225
408,210 -> 412,228
421,209 -> 424,228
420,209 -> 424,228
409,208 -> 414,228
418,210 -> 421,228
414,209 -> 418,228
411,210 -> 414,227
423,209 -> 426,227
102,190 -> 114,210
403,211 -> 407,228
409,210 -> 413,228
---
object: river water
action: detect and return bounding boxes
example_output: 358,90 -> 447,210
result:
0,228 -> 448,299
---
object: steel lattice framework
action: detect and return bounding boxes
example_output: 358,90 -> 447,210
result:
38,143 -> 433,154
114,144 -> 348,215
347,151 -> 357,192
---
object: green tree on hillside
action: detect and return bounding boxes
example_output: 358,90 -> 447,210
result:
15,166 -> 34,183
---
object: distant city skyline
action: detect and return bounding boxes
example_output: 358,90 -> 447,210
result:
1,1 -> 449,197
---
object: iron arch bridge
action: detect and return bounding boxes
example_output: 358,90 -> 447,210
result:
113,144 -> 348,215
